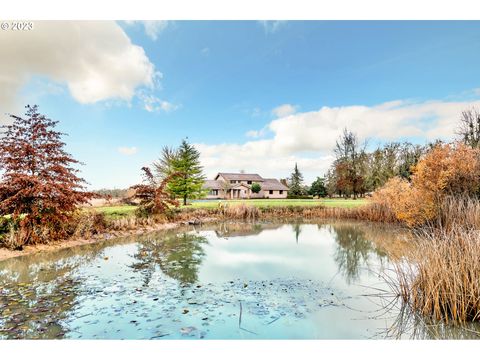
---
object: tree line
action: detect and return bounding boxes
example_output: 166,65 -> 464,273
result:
2,104 -> 480,248
287,107 -> 480,199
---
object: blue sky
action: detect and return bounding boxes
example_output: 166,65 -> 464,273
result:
4,20 -> 480,189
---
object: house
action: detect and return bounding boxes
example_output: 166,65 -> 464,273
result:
203,172 -> 289,199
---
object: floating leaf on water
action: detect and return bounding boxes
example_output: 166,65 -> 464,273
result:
180,326 -> 197,336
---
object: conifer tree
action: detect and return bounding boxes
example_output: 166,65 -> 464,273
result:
288,163 -> 305,197
167,138 -> 206,205
0,105 -> 95,247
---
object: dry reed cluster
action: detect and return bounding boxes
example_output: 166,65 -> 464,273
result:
392,196 -> 480,324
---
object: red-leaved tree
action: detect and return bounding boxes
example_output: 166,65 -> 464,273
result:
130,167 -> 180,216
0,105 -> 95,248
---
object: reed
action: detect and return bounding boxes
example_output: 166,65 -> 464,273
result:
393,226 -> 480,324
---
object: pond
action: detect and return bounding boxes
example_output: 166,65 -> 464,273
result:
0,221 -> 478,339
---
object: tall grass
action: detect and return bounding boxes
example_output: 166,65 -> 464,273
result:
394,227 -> 480,323
392,197 -> 480,324
176,201 -> 396,223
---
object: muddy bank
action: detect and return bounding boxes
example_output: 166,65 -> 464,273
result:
0,217 -> 219,262
0,203 -> 398,262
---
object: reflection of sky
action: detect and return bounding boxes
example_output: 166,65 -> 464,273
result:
0,222 -> 416,339
197,225 -> 341,283
196,224 -> 386,291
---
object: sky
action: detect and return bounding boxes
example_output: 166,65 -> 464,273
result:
2,20 -> 480,189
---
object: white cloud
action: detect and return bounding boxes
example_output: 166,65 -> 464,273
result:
272,104 -> 298,118
125,21 -> 170,41
245,130 -> 262,138
265,98 -> 480,154
196,141 -> 334,183
117,146 -> 138,155
197,95 -> 480,183
0,21 -> 156,114
258,21 -> 287,34
139,93 -> 179,113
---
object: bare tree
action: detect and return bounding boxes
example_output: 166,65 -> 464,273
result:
334,128 -> 367,199
152,146 -> 178,183
457,107 -> 480,148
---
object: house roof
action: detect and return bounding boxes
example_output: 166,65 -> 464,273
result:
215,173 -> 264,182
231,183 -> 250,189
203,180 -> 224,189
261,179 -> 289,191
204,175 -> 289,191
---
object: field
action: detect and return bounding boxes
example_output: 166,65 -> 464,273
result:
91,198 -> 369,219
188,198 -> 368,209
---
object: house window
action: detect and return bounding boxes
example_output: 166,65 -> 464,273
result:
230,180 -> 236,184
210,189 -> 218,196
269,190 -> 273,195
279,190 -> 283,194
247,181 -> 252,184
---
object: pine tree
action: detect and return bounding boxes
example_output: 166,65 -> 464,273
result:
0,105 -> 95,248
288,163 -> 305,197
167,139 -> 206,205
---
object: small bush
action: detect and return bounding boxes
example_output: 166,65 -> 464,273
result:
251,183 -> 261,194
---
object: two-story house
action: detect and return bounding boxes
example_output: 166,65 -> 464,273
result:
203,172 -> 289,199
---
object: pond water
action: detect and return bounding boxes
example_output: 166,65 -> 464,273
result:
0,221 -> 478,340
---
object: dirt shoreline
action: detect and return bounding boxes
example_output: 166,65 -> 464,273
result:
0,217 -> 219,262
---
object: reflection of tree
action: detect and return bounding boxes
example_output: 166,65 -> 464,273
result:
292,223 -> 301,244
0,269 -> 81,339
330,224 -> 388,284
0,242 -> 112,339
132,231 -> 208,285
385,301 -> 480,339
214,222 -> 271,238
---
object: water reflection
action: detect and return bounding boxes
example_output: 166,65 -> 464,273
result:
132,232 -> 208,285
385,301 -> 480,339
0,221 -> 477,339
330,223 -> 388,284
292,223 -> 301,244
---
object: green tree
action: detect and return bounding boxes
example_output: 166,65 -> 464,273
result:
288,163 -> 305,197
168,138 -> 206,205
251,182 -> 261,194
309,177 -> 327,198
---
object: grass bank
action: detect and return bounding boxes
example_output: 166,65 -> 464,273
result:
92,198 -> 369,220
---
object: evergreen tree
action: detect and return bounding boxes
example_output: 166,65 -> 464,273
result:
309,177 -> 327,198
288,163 -> 305,197
167,139 -> 206,205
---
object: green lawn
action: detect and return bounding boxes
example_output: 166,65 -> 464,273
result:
187,198 -> 369,209
92,198 -> 368,219
92,205 -> 138,218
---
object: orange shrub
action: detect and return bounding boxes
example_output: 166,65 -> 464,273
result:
372,142 -> 480,227
411,142 -> 480,196
372,177 -> 435,227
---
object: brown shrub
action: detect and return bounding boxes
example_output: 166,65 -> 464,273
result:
372,142 -> 480,227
